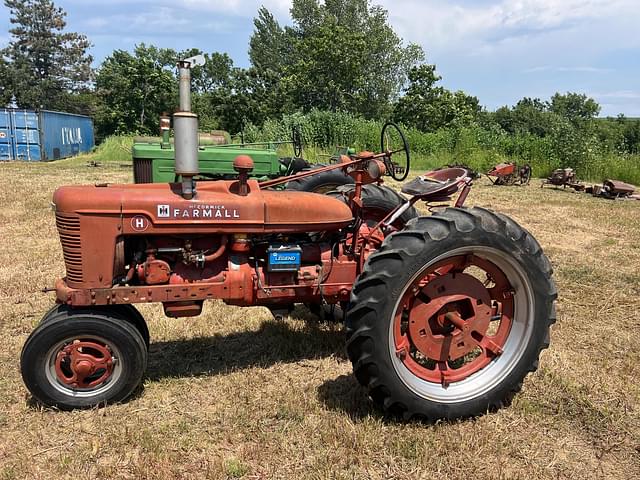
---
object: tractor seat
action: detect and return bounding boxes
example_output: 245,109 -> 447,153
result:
401,167 -> 469,200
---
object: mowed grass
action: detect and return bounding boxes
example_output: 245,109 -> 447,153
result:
0,159 -> 639,479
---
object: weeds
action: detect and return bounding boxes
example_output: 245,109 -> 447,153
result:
245,111 -> 640,184
1,158 -> 638,479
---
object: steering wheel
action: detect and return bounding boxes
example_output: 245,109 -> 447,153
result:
380,122 -> 410,181
292,125 -> 303,158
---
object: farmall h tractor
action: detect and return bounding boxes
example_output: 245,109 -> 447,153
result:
21,57 -> 556,420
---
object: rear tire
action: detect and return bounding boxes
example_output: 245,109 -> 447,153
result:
346,207 -> 556,420
328,184 -> 418,228
285,164 -> 353,193
21,308 -> 147,410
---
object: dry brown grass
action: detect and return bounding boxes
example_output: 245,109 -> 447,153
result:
1,161 -> 639,479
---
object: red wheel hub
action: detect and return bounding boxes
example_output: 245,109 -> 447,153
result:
55,340 -> 114,388
394,255 -> 514,386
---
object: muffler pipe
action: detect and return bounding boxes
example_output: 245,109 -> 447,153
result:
174,55 -> 204,199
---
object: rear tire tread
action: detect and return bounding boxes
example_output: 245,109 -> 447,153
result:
346,207 -> 557,420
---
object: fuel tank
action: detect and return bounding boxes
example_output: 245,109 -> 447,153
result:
53,179 -> 354,234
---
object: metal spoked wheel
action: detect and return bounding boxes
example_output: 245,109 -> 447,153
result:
45,335 -> 123,398
389,247 -> 533,403
346,207 -> 556,420
21,308 -> 147,410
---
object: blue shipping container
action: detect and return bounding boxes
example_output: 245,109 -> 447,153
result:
0,108 -> 94,161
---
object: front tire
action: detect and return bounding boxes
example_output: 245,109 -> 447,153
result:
346,207 -> 556,420
39,304 -> 150,349
21,308 -> 147,410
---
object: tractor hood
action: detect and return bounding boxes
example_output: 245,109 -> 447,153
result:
53,179 -> 353,234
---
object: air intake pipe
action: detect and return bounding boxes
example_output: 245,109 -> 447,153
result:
174,54 -> 205,199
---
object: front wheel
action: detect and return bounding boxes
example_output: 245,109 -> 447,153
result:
346,207 -> 556,420
21,308 -> 147,410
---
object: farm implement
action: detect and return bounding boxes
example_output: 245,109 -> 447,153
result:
21,57 -> 557,420
541,167 -> 580,189
486,162 -> 532,186
590,179 -> 638,199
541,167 -> 639,200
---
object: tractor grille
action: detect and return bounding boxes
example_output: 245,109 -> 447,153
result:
133,158 -> 152,183
56,213 -> 83,284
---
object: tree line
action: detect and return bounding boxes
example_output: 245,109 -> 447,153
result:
1,0 -> 639,159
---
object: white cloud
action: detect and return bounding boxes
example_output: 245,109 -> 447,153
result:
378,0 -> 640,51
524,66 -> 613,73
592,90 -> 640,99
178,0 -> 292,19
78,0 -> 640,54
48,0 -> 640,116
84,17 -> 109,29
83,7 -> 231,35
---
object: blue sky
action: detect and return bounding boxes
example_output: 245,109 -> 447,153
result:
2,0 -> 639,116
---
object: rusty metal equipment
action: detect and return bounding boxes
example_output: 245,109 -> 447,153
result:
486,162 -> 532,185
591,179 -> 637,199
20,56 -> 556,421
432,164 -> 481,180
540,168 -> 639,200
540,167 -> 583,190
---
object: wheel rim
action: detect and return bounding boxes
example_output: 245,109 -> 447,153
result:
45,335 -> 123,398
388,246 -> 534,403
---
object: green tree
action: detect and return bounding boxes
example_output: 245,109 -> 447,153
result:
1,0 -> 93,111
191,52 -> 234,94
493,97 -> 553,136
94,44 -> 177,136
247,7 -> 291,119
549,92 -> 600,123
210,68 -> 270,134
249,0 -> 423,118
623,118 -> 640,153
249,8 -> 290,75
94,44 -> 254,136
0,58 -> 12,106
188,52 -> 236,131
393,64 -> 480,131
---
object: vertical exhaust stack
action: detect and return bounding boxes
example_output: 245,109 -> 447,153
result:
174,54 -> 205,199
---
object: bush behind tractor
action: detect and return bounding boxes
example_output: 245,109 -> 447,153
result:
21,57 -> 556,420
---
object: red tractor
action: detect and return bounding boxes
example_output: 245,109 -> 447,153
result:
21,58 -> 556,420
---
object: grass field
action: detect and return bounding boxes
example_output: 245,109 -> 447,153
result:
0,159 -> 639,479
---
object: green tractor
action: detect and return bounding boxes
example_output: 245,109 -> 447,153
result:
132,120 -> 353,193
